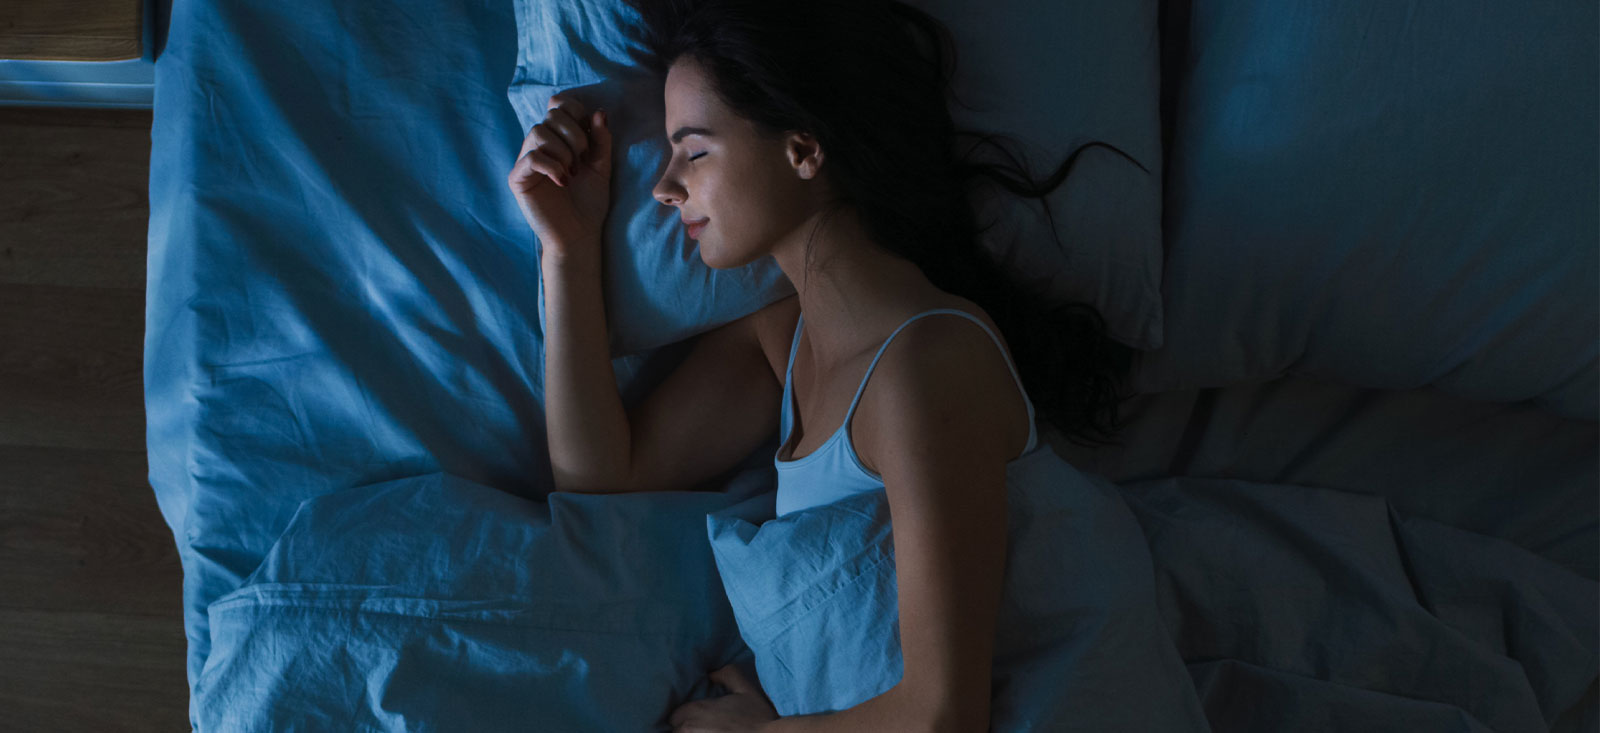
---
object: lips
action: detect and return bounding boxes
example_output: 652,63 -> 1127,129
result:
683,217 -> 709,238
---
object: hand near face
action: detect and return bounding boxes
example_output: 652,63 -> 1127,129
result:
506,93 -> 614,257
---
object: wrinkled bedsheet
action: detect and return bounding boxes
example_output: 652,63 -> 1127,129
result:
191,457 -> 1595,731
143,0 -> 1597,727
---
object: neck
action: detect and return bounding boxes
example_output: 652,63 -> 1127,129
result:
771,206 -> 933,366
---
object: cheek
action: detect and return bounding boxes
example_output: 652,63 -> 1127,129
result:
707,165 -> 793,245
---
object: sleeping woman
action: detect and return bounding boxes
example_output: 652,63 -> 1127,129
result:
506,0 -> 1141,730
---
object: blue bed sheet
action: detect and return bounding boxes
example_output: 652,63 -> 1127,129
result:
144,0 -> 757,726
706,450 -> 1596,731
192,471 -> 770,731
144,0 -> 1597,729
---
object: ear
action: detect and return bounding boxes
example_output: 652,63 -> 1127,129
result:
785,131 -> 825,180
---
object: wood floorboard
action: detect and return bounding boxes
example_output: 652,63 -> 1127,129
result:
0,284 -> 145,453
0,106 -> 151,290
0,445 -> 178,617
0,106 -> 186,729
0,608 -> 188,732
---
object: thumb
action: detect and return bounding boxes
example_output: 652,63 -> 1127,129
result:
586,108 -> 612,178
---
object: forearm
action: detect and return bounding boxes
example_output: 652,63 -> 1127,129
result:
759,686 -> 948,733
540,245 -> 632,493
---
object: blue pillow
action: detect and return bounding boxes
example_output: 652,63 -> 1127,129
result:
507,0 -> 1167,352
1131,0 -> 1597,420
704,449 -> 1210,727
195,472 -> 763,730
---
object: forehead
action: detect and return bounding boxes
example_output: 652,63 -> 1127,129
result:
663,59 -> 719,125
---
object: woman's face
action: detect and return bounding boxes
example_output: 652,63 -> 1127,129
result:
651,57 -> 824,269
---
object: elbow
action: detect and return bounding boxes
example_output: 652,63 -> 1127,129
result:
548,463 -> 591,495
549,477 -> 610,495
549,464 -> 632,495
553,482 -> 623,495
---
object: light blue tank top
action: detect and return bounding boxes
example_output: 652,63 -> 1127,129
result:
773,308 -> 1041,518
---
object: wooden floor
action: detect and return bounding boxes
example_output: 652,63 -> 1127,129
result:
1,106 -> 188,730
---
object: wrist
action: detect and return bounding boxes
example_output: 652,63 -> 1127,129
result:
540,240 -> 601,273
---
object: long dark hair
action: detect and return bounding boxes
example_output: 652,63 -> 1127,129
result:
626,0 -> 1144,448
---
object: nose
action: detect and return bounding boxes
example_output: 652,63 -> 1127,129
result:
651,174 -> 684,207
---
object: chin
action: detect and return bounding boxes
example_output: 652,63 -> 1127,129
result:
698,240 -> 749,270
696,243 -> 722,269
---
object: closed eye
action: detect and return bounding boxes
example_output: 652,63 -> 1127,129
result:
689,152 -> 707,162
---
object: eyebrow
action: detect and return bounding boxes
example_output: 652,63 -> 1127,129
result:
670,126 -> 716,144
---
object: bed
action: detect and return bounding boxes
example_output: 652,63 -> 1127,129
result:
143,0 -> 1597,729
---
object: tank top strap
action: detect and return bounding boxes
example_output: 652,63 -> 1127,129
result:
780,312 -> 805,440
842,307 -> 1031,426
785,311 -> 804,386
790,308 -> 1036,454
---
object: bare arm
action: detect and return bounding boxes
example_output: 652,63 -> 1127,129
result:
522,95 -> 781,495
541,244 -> 632,493
540,243 -> 787,495
510,92 -> 628,493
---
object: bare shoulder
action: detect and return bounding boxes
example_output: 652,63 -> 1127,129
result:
876,301 -> 1022,417
856,298 -> 1030,473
